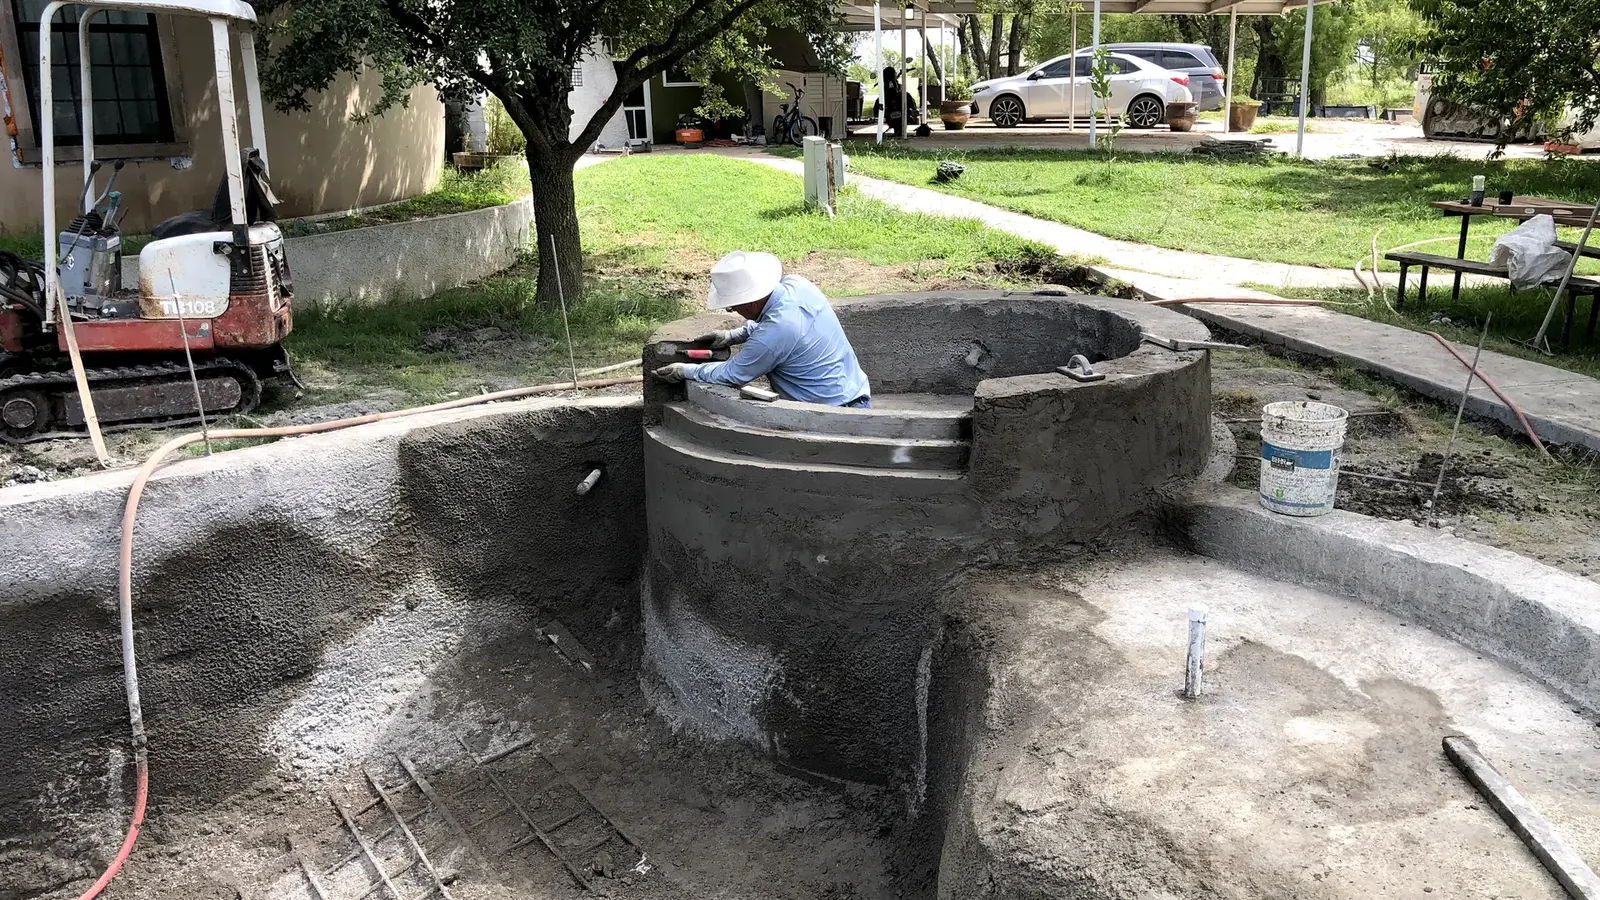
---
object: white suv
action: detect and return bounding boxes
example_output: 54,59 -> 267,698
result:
972,51 -> 1195,129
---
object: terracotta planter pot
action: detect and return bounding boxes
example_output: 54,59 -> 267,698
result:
1228,102 -> 1261,133
675,128 -> 705,145
940,99 -> 971,131
1166,102 -> 1198,133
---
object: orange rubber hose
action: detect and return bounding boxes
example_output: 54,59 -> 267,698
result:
79,372 -> 642,899
1424,332 -> 1552,461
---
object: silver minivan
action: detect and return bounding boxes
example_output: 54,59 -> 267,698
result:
1105,43 -> 1226,111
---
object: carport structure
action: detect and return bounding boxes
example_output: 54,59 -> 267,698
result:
837,0 -> 1332,155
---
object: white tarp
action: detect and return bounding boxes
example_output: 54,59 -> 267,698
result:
1489,214 -> 1572,288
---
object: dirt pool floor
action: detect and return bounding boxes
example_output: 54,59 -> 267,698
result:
1212,348 -> 1600,583
37,618 -> 901,900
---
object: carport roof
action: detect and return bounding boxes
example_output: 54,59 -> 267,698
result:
839,0 -> 1323,29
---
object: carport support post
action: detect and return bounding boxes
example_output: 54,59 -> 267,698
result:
919,16 -> 928,123
1088,0 -> 1101,149
1224,7 -> 1237,132
1297,0 -> 1314,156
874,0 -> 885,143
1068,8 -> 1077,132
899,4 -> 909,139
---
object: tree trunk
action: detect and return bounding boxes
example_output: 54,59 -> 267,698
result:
922,31 -> 945,83
527,148 -> 584,306
987,15 -> 1003,80
1252,16 -> 1285,96
963,15 -> 988,79
1006,15 -> 1028,76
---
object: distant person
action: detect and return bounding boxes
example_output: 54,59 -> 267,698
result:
652,251 -> 872,408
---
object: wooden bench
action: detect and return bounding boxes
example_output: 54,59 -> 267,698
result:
1555,239 -> 1600,261
1385,250 -> 1600,344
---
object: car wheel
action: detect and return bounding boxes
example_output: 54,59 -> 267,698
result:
989,95 -> 1025,128
1126,94 -> 1165,129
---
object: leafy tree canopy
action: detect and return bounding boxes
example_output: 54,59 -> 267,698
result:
1413,0 -> 1600,141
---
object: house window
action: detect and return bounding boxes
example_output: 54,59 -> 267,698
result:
662,66 -> 700,88
570,65 -> 583,88
11,0 -> 174,145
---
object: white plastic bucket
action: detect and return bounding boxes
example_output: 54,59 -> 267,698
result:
1259,401 -> 1349,517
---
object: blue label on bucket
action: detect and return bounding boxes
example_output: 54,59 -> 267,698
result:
1261,443 -> 1334,471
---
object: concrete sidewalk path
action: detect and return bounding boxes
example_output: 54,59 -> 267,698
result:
733,151 -> 1377,291
1119,268 -> 1600,454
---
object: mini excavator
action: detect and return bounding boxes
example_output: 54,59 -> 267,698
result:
0,0 -> 294,445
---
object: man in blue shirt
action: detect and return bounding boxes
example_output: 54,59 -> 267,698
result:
653,251 -> 873,408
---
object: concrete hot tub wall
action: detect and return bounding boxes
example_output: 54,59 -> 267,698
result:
640,291 -> 1214,789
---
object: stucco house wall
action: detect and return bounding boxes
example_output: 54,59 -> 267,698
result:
0,11 -> 443,235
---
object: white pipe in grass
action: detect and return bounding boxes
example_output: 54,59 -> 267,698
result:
1185,604 -> 1208,699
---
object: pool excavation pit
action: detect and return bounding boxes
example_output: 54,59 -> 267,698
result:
4,290 -> 1600,900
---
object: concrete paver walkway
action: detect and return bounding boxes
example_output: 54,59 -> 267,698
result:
722,150 -> 1600,453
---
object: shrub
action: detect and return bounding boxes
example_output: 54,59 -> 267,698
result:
484,96 -> 526,156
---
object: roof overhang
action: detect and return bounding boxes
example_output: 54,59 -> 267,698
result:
840,0 -> 1324,29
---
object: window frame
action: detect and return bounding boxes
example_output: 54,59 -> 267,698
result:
0,5 -> 190,164
661,66 -> 700,88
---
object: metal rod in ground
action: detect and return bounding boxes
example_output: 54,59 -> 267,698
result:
365,767 -> 456,899
1184,605 -> 1207,699
1443,735 -> 1600,899
535,749 -> 650,854
1528,198 -> 1600,354
1430,315 -> 1492,524
397,754 -> 487,864
549,232 -> 579,390
330,794 -> 408,900
456,734 -> 594,891
167,269 -> 212,454
287,835 -> 333,900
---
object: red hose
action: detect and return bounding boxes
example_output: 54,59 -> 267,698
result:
75,371 -> 642,899
1425,332 -> 1553,460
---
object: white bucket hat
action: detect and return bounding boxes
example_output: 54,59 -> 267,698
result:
706,250 -> 783,310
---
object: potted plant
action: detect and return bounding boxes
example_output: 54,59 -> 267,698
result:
1166,101 -> 1198,132
940,80 -> 973,130
1228,95 -> 1261,133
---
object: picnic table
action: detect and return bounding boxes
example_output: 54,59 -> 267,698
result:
1429,195 -> 1598,301
1384,195 -> 1600,345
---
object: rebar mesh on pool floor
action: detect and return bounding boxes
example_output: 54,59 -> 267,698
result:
292,734 -> 650,899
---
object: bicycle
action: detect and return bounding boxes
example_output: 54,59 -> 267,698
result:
769,82 -> 820,145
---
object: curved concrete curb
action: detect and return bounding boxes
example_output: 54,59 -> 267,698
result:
1172,486 -> 1600,715
124,198 -> 534,308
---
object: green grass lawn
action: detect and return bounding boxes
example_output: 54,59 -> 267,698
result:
837,146 -> 1600,273
287,153 -> 1064,401
1258,281 -> 1600,380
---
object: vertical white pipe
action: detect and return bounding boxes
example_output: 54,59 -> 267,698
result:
78,7 -> 97,200
875,0 -> 884,143
1184,604 -> 1208,699
1297,0 -> 1314,157
1069,8 -> 1077,132
238,30 -> 269,173
210,17 -> 246,227
1088,0 -> 1101,148
40,0 -> 66,322
1225,6 -> 1238,132
919,17 -> 928,122
899,5 -> 908,138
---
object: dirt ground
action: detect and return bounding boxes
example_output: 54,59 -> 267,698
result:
50,618 -> 901,900
1214,348 -> 1600,582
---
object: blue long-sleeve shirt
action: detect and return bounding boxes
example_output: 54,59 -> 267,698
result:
685,275 -> 871,406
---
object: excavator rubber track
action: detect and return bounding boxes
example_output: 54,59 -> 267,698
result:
0,358 -> 262,444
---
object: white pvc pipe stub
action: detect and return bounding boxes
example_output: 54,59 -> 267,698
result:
1184,604 -> 1208,699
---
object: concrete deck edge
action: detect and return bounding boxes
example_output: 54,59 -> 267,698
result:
1173,486 -> 1600,715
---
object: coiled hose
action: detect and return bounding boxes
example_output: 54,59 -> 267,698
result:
80,367 -> 643,899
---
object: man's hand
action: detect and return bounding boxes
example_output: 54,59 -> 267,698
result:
694,329 -> 741,349
652,363 -> 690,383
